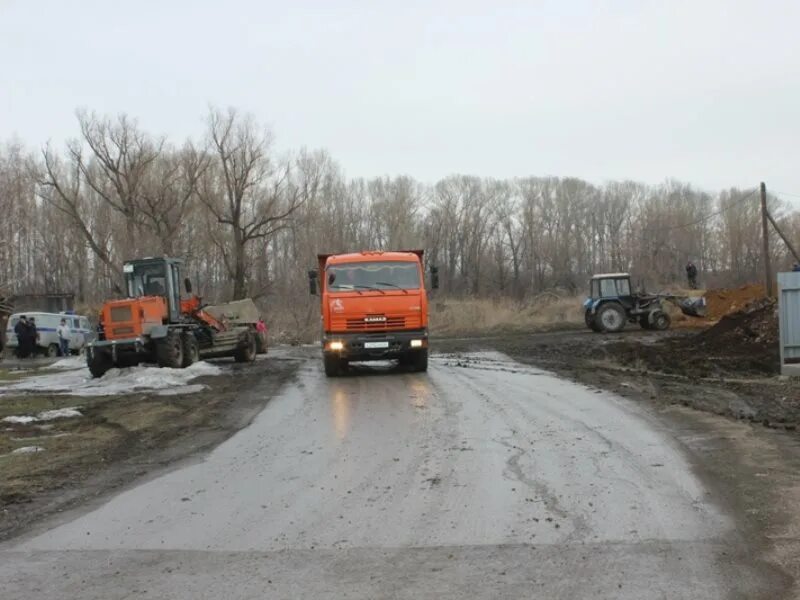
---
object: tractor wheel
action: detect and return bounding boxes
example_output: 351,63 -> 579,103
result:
585,309 -> 602,332
639,316 -> 652,330
87,349 -> 113,379
156,330 -> 184,369
596,303 -> 627,333
651,310 -> 671,331
182,333 -> 200,367
234,331 -> 257,363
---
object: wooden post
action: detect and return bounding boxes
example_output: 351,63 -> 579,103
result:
761,182 -> 774,297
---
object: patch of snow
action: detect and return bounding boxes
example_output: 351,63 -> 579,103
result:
46,357 -> 87,370
38,407 -> 83,420
0,361 -> 223,397
12,446 -> 44,454
2,407 -> 83,424
157,384 -> 205,396
2,415 -> 38,424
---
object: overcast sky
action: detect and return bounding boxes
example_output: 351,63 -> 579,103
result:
2,0 -> 799,196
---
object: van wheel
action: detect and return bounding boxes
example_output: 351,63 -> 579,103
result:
47,344 -> 59,358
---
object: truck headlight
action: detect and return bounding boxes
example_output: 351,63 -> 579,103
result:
410,339 -> 423,348
328,341 -> 344,351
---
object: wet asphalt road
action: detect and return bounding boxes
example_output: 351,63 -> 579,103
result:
0,351 -> 780,598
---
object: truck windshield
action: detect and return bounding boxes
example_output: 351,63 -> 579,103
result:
327,261 -> 421,291
125,263 -> 167,298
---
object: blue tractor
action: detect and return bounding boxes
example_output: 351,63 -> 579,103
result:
584,273 -> 705,333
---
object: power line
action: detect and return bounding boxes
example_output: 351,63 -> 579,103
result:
773,190 -> 800,199
640,188 -> 758,233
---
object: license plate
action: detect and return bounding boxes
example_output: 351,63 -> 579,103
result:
364,341 -> 389,349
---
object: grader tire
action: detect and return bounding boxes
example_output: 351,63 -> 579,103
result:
156,331 -> 184,369
87,349 -> 114,379
182,333 -> 200,367
234,331 -> 257,363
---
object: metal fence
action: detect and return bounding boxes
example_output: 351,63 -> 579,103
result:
778,272 -> 800,375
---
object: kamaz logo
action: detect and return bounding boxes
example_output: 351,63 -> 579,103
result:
364,316 -> 387,323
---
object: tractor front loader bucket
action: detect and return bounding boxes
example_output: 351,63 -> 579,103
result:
675,296 -> 707,318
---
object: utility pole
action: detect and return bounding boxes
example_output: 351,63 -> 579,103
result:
761,181 -> 773,297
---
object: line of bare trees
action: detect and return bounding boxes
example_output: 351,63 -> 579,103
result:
2,108 -> 799,328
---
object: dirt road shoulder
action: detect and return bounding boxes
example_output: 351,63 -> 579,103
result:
0,352 -> 302,542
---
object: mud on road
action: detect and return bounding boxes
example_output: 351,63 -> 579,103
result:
0,353 -> 301,542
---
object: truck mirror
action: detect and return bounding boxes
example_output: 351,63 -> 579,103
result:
308,270 -> 318,295
184,278 -> 193,294
430,266 -> 440,290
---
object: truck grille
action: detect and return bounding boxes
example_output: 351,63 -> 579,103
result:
345,316 -> 406,331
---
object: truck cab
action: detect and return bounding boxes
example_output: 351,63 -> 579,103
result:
309,250 -> 437,376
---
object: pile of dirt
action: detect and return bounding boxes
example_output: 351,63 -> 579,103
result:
704,284 -> 766,321
698,297 -> 778,349
626,297 -> 780,377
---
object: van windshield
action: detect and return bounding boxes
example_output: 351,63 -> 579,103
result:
327,261 -> 421,291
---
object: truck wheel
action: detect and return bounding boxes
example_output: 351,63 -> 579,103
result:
585,310 -> 602,332
47,344 -> 59,358
596,303 -> 626,333
87,349 -> 113,378
412,348 -> 429,372
324,354 -> 342,377
182,333 -> 200,367
234,331 -> 257,363
156,330 -> 184,368
651,310 -> 671,331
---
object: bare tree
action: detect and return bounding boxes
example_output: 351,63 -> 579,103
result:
201,108 -> 303,299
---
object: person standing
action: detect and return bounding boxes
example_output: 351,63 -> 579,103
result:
57,318 -> 71,357
685,261 -> 698,289
27,317 -> 39,357
14,316 -> 28,358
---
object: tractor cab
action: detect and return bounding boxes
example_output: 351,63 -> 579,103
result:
589,273 -> 634,308
123,257 -> 184,323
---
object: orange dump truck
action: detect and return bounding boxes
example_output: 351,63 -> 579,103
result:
309,250 -> 438,376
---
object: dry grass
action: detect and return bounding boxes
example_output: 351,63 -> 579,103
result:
430,295 -> 586,337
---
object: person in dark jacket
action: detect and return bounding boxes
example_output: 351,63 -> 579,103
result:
28,317 -> 40,356
685,261 -> 698,289
14,316 -> 29,358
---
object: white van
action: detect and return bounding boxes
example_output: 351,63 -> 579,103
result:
5,312 -> 92,357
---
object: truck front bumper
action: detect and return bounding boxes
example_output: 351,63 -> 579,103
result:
322,329 -> 428,361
